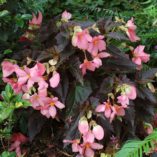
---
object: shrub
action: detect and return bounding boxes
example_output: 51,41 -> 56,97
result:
0,8 -> 157,157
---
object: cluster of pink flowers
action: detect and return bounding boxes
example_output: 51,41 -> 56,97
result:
1,61 -> 64,118
19,11 -> 43,42
117,84 -> 136,108
64,117 -> 104,157
123,18 -> 150,69
132,45 -> 150,69
9,133 -> 28,157
96,101 -> 125,122
72,26 -> 110,75
96,84 -> 137,122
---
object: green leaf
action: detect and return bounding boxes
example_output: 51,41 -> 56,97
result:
1,85 -> 14,102
0,0 -> 7,5
3,49 -> 12,55
16,18 -> 24,28
115,130 -> 157,157
20,100 -> 31,108
0,151 -> 16,157
1,91 -> 10,102
0,10 -> 9,18
5,84 -> 13,94
0,107 -> 14,124
66,81 -> 92,117
21,14 -> 32,20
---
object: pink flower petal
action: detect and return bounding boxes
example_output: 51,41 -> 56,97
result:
90,142 -> 103,150
117,95 -> 129,107
83,131 -> 94,143
38,79 -> 48,90
34,62 -> 46,76
72,143 -> 79,152
55,100 -> 65,109
98,40 -> 106,51
126,85 -> 137,100
18,76 -> 29,85
132,57 -> 142,65
27,79 -> 34,89
98,52 -> 110,58
15,146 -> 22,157
92,125 -> 104,140
62,10 -> 72,21
85,148 -> 94,157
105,107 -> 112,118
9,141 -> 20,151
93,58 -> 102,68
1,61 -> 16,77
37,11 -> 43,25
78,119 -> 89,135
29,11 -> 43,26
49,71 -> 60,88
41,109 -> 48,116
49,106 -> 57,118
95,104 -> 105,112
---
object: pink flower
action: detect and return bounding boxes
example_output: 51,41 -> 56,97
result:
72,28 -> 92,50
132,45 -> 150,69
117,94 -> 129,107
79,59 -> 96,75
16,63 -> 46,90
1,61 -> 17,78
110,105 -> 125,121
113,105 -> 125,116
16,67 -> 35,89
9,133 -> 28,157
61,10 -> 72,22
63,139 -> 80,152
92,125 -> 104,140
88,35 -> 106,55
40,97 -> 65,118
92,52 -> 110,68
29,11 -> 43,26
30,92 -> 49,109
49,71 -> 60,88
80,131 -> 103,157
126,17 -> 140,42
64,118 -> 104,157
96,101 -> 112,119
117,84 -> 137,107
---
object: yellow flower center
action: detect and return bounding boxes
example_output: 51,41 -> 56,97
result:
50,102 -> 55,106
93,39 -> 98,45
85,143 -> 91,148
34,95 -> 39,100
27,74 -> 31,78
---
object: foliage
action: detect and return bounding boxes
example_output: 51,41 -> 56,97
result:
0,84 -> 30,139
0,0 -> 157,157
0,84 -> 30,123
0,151 -> 16,157
115,130 -> 157,157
